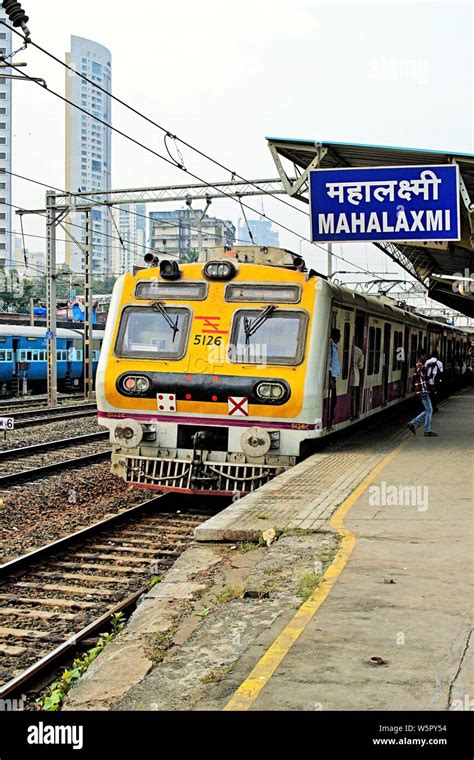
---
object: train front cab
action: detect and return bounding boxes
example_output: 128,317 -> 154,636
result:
97,252 -> 323,496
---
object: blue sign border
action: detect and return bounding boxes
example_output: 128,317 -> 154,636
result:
309,164 -> 460,243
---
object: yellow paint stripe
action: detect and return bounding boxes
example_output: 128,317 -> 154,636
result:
224,443 -> 405,711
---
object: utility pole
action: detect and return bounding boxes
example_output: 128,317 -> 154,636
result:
83,209 -> 93,401
46,191 -> 57,407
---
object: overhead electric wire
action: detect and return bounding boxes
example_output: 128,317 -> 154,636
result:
3,22 -> 310,219
2,168 -> 257,251
0,26 -> 382,279
1,50 -> 355,266
2,199 -> 155,258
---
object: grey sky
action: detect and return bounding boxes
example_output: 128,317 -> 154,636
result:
9,0 -> 473,283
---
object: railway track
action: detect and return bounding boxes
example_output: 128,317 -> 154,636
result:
0,496 -> 217,699
0,394 -> 85,413
0,431 -> 108,463
7,403 -> 97,429
0,451 -> 110,487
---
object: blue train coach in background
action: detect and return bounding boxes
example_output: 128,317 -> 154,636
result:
0,325 -> 104,396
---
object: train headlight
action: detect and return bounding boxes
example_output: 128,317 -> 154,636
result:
255,382 -> 285,401
203,260 -> 237,281
121,375 -> 151,394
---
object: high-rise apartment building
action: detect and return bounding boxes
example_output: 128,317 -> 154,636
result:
65,36 -> 112,275
0,13 -> 12,268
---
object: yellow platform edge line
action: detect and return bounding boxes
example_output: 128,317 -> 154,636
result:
223,443 -> 405,711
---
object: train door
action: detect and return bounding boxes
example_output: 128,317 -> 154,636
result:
353,312 -> 366,418
325,308 -> 338,428
382,323 -> 391,406
401,326 -> 410,395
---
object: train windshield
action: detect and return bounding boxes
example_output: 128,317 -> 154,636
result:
115,306 -> 190,359
229,309 -> 308,365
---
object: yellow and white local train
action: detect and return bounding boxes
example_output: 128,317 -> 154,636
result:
96,246 -> 470,496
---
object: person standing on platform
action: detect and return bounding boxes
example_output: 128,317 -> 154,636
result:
328,328 -> 341,428
351,343 -> 365,419
424,349 -> 443,412
407,352 -> 438,437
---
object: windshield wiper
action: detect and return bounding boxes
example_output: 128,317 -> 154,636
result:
243,305 -> 277,345
151,301 -> 180,344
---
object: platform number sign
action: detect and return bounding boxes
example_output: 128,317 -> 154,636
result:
0,417 -> 14,431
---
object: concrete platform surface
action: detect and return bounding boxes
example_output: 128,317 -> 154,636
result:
63,387 -> 473,712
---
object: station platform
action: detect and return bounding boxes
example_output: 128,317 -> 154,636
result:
64,386 -> 473,712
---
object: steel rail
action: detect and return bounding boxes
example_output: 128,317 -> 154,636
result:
9,402 -> 96,420
13,409 -> 98,429
0,495 -> 165,578
0,431 -> 108,461
0,449 -> 110,488
0,494 -> 198,699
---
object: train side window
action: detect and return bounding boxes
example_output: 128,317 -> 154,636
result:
374,328 -> 381,374
6,350 -> 12,361
26,351 -> 32,361
367,326 -> 375,375
0,350 -> 5,361
341,322 -> 351,380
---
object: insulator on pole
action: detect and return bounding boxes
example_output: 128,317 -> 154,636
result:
2,1 -> 30,36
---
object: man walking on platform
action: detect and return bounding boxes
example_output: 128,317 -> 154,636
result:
407,352 -> 438,437
424,349 -> 443,412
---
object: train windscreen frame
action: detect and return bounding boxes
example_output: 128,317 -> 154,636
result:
228,308 -> 308,365
115,305 -> 191,360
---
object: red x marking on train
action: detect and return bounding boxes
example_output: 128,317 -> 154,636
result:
228,396 -> 249,416
195,316 -> 229,334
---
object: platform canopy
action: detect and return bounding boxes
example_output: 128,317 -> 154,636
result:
266,137 -> 474,317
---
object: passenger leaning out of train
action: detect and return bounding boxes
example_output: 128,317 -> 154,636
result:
328,328 -> 341,428
407,352 -> 438,437
424,349 -> 443,413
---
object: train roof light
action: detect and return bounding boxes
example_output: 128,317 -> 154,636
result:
144,253 -> 159,268
203,260 -> 237,281
160,260 -> 182,280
